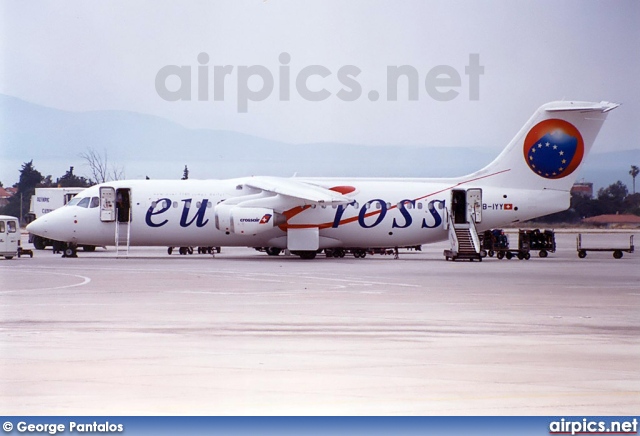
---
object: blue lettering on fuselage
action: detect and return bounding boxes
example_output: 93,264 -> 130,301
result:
144,197 -> 444,230
392,200 -> 415,228
180,198 -> 209,228
422,199 -> 444,228
358,199 -> 387,228
145,197 -> 171,228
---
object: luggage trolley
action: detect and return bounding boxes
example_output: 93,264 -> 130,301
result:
481,229 -> 556,260
577,234 -> 634,259
481,229 -> 528,260
523,229 -> 556,258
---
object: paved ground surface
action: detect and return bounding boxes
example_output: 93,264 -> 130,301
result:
1,231 -> 638,415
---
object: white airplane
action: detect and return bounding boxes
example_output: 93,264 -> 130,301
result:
27,101 -> 618,260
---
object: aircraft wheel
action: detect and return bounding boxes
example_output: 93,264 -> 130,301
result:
167,247 -> 173,255
613,250 -> 623,259
298,251 -> 317,260
4,256 -> 13,260
82,245 -> 96,252
33,236 -> 46,250
578,250 -> 587,259
266,247 -> 282,256
64,246 -> 77,258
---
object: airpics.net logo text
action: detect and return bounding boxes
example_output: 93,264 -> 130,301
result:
155,52 -> 484,112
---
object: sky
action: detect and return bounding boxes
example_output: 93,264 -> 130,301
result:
1,1 -> 639,183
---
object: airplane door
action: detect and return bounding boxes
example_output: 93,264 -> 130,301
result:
100,187 -> 116,222
451,190 -> 467,224
466,188 -> 482,223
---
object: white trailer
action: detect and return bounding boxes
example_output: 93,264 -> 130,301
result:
28,187 -> 84,221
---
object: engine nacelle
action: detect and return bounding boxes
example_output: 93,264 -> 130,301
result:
215,205 -> 284,235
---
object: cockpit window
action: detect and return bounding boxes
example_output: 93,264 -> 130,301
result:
67,197 -> 81,206
77,197 -> 90,208
90,197 -> 100,208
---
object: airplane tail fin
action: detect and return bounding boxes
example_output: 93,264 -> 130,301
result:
470,101 -> 619,191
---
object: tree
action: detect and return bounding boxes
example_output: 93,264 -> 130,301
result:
597,180 -> 628,214
79,148 -> 124,183
56,166 -> 92,188
623,193 -> 640,216
0,160 -> 43,221
630,165 -> 639,195
182,165 -> 189,180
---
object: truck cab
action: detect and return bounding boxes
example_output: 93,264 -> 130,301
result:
0,215 -> 20,259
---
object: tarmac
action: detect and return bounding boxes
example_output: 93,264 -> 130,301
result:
0,231 -> 638,415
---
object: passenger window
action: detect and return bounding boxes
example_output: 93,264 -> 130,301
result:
7,221 -> 17,233
418,203 -> 423,210
0,222 -> 5,233
90,197 -> 100,208
77,197 -> 90,208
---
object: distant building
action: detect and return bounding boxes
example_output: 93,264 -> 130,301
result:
571,181 -> 593,198
0,187 -> 14,208
582,214 -> 640,228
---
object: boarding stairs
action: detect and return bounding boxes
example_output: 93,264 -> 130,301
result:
444,213 -> 482,262
115,221 -> 131,257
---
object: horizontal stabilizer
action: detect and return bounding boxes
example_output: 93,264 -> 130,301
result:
545,101 -> 620,113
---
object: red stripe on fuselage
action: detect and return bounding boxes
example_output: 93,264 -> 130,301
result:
281,169 -> 510,229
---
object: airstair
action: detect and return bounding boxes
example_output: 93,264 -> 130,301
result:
444,216 -> 482,261
115,221 -> 131,257
99,186 -> 133,257
443,188 -> 483,262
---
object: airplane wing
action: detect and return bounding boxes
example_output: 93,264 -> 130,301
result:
244,176 -> 353,205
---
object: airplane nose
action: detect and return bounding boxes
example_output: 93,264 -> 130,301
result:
26,217 -> 47,236
26,208 -> 74,242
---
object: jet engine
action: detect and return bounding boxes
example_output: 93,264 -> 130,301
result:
214,205 -> 285,235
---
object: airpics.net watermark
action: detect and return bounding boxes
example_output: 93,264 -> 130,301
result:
155,52 -> 484,112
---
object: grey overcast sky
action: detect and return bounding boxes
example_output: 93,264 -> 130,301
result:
1,1 -> 639,152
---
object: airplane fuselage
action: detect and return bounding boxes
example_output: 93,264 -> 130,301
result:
34,176 -> 565,250
26,101 -> 618,257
